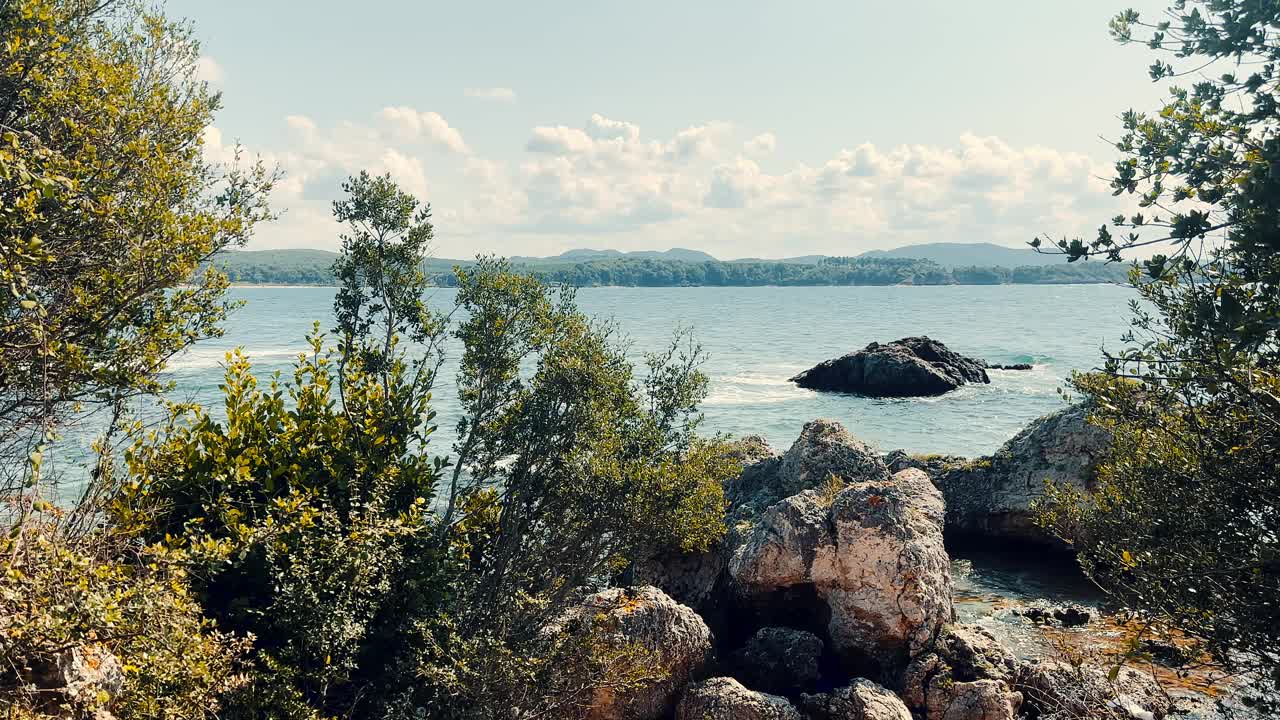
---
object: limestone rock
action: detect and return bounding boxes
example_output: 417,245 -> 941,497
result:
800,679 -> 914,720
33,645 -> 125,709
1016,660 -> 1174,720
732,627 -> 824,695
932,403 -> 1111,543
901,626 -> 1022,720
552,586 -> 713,720
729,467 -> 952,674
676,677 -> 802,720
791,337 -> 990,397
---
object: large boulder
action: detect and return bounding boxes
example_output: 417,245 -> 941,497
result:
1015,659 -> 1174,720
732,627 -> 824,695
901,625 -> 1022,720
933,404 -> 1111,543
790,337 -> 990,397
800,679 -> 914,720
729,467 -> 952,675
550,586 -> 714,720
634,423 -> 892,629
676,677 -> 802,720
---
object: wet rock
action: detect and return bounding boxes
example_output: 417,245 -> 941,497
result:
986,363 -> 1033,371
1016,659 -> 1174,720
800,678 -> 913,720
901,625 -> 1022,720
550,586 -> 713,720
676,677 -> 802,720
729,466 -> 952,675
1014,604 -> 1092,628
1136,638 -> 1194,668
790,337 -> 990,397
932,404 -> 1111,544
733,627 -> 824,695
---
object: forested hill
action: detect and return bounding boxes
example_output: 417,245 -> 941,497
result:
211,249 -> 1131,287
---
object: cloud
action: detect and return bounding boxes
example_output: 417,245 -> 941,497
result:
195,56 -> 225,84
379,107 -> 470,154
240,108 -> 1127,260
464,87 -> 517,103
744,132 -> 777,156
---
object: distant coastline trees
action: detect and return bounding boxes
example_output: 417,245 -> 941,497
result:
211,251 -> 1132,287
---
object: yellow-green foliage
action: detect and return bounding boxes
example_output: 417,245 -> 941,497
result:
0,525 -> 248,719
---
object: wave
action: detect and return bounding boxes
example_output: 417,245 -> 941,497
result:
167,346 -> 305,372
705,371 -> 807,406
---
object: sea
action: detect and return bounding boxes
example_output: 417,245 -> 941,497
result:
45,282 -> 1246,712
105,282 -> 1136,462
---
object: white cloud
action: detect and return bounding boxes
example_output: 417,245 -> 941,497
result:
744,132 -> 777,156
464,87 -> 517,102
240,108 -> 1127,260
195,56 -> 225,84
379,107 -> 470,154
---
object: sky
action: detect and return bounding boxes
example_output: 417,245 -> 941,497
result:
171,0 -> 1175,259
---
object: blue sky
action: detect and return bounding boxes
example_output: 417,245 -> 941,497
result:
172,0 -> 1172,259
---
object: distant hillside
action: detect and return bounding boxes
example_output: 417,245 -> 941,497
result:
858,242 -> 1063,268
512,248 -> 718,264
209,248 -> 1130,288
213,249 -> 340,284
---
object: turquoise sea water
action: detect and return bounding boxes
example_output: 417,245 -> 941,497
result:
148,283 -> 1134,459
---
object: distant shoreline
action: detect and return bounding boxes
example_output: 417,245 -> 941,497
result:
224,280 -> 1127,289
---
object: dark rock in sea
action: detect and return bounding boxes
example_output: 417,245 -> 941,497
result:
986,363 -> 1034,371
790,337 -> 991,397
732,627 -> 824,695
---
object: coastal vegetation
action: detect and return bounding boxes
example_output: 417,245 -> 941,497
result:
3,0 -> 1279,718
1033,0 -> 1280,712
211,249 -> 1131,287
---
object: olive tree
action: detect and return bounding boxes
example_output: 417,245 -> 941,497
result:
1034,1 -> 1280,712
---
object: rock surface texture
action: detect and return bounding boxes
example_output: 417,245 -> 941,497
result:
552,586 -> 714,720
732,627 -> 825,695
930,403 -> 1111,543
729,464 -> 953,674
790,337 -> 991,397
1016,660 -> 1174,720
901,625 -> 1023,720
676,677 -> 802,720
800,679 -> 914,720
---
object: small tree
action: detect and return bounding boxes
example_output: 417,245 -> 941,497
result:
1034,1 -> 1280,711
123,176 -> 737,719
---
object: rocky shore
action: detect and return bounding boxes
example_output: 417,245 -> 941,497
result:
579,408 -> 1187,720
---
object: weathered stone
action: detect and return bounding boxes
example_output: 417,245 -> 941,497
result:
729,467 -> 952,674
1014,603 -> 1092,628
1016,659 -> 1174,720
791,337 -> 990,397
800,678 -> 913,720
551,586 -> 713,720
933,404 -> 1111,543
33,645 -> 125,708
733,627 -> 824,695
676,677 -> 802,720
901,626 -> 1022,720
